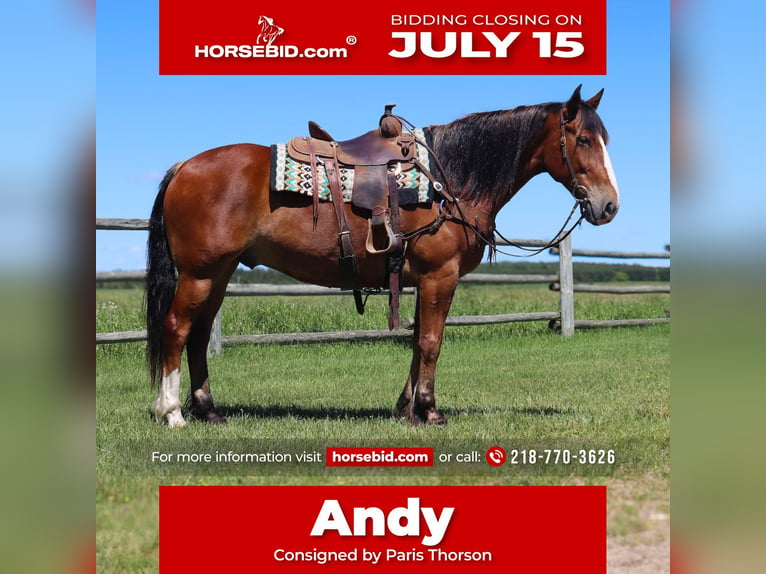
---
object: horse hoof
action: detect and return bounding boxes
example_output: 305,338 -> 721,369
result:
413,411 -> 447,426
394,401 -> 446,426
393,403 -> 421,425
165,409 -> 187,428
188,407 -> 227,424
428,414 -> 448,426
205,411 -> 227,425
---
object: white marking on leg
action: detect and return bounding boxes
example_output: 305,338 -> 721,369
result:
153,368 -> 186,428
598,134 -> 620,199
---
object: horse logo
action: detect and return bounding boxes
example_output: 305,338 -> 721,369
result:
257,15 -> 284,46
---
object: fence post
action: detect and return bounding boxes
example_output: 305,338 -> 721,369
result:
208,309 -> 222,356
558,234 -> 575,336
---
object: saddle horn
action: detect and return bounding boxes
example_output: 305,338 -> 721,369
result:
379,103 -> 403,138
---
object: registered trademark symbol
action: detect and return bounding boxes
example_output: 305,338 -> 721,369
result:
346,35 -> 357,45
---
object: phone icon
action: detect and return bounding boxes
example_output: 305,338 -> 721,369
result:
486,446 -> 506,467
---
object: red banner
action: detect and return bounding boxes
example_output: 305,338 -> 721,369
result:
159,485 -> 606,573
159,0 -> 606,75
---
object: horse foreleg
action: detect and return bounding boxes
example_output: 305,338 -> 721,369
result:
185,265 -> 236,424
396,272 -> 458,425
153,272 -> 213,428
395,294 -> 420,417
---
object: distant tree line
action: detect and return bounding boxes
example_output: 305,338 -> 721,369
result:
97,261 -> 669,289
480,261 -> 670,282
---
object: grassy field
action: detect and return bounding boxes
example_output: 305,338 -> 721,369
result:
97,285 -> 670,572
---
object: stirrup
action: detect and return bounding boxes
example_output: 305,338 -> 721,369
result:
365,214 -> 402,255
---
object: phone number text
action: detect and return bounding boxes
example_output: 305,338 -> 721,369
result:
509,449 -> 615,465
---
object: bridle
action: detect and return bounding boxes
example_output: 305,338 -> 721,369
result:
495,109 -> 593,256
488,109 -> 591,257
393,109 -> 591,258
558,108 -> 593,213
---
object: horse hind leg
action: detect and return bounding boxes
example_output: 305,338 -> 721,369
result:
185,262 -> 237,424
153,272 -> 216,427
184,321 -> 224,424
153,367 -> 185,428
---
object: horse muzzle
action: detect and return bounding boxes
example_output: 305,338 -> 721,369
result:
580,194 -> 619,226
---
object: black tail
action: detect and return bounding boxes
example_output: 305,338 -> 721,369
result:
145,163 -> 182,386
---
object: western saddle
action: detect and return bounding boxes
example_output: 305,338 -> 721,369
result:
285,104 -> 424,329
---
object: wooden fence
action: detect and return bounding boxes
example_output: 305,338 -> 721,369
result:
96,218 -> 670,351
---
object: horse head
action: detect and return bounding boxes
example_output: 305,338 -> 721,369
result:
543,85 -> 620,226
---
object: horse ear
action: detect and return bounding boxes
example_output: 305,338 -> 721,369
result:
586,88 -> 605,110
562,84 -> 583,122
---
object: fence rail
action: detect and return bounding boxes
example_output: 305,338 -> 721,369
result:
549,282 -> 670,294
96,272 -> 559,290
97,218 -> 669,349
549,245 -> 671,259
96,218 -> 150,231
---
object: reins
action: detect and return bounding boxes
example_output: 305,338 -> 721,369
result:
392,110 -> 590,259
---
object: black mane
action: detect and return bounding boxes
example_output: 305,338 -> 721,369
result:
426,102 -> 608,202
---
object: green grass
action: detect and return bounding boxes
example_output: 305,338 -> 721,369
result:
96,286 -> 669,572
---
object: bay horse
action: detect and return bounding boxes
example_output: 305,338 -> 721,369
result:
146,86 -> 619,428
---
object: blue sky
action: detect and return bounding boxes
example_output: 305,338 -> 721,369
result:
0,2 -> 93,273
96,2 -> 670,271
672,0 -> 766,257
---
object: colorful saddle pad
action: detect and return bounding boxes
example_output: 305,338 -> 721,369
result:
269,128 -> 434,205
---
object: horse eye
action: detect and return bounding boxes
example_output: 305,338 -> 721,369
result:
576,136 -> 590,146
